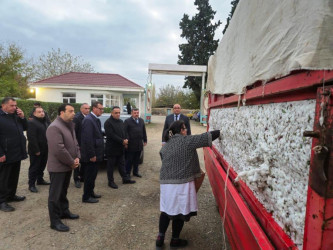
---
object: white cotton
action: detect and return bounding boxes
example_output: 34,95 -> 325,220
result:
208,99 -> 315,247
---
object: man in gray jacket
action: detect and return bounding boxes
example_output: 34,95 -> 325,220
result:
46,104 -> 80,232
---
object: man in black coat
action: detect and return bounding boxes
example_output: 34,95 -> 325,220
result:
29,102 -> 51,124
0,97 -> 27,212
105,106 -> 135,189
124,108 -> 147,177
81,102 -> 104,203
162,104 -> 191,144
72,103 -> 90,188
27,107 -> 50,193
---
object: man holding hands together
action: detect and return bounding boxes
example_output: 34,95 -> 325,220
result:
46,104 -> 81,232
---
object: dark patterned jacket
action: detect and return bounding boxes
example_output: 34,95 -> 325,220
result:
159,132 -> 212,184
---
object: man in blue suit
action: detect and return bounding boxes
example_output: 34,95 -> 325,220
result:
162,104 -> 191,144
81,101 -> 104,203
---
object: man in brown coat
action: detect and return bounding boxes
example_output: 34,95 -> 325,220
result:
46,104 -> 80,232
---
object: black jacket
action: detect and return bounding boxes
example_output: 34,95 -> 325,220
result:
27,116 -> 49,155
80,113 -> 104,162
73,111 -> 84,146
0,109 -> 28,164
104,116 -> 126,157
124,117 -> 147,152
162,113 -> 191,142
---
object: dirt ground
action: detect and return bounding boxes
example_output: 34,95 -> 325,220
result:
0,115 -> 229,250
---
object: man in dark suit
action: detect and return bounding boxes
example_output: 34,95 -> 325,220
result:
0,97 -> 27,212
105,106 -> 135,189
124,108 -> 147,177
72,103 -> 90,188
81,101 -> 104,203
162,104 -> 191,144
27,107 -> 50,193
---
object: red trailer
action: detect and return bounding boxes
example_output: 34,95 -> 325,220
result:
204,70 -> 333,249
203,0 -> 333,249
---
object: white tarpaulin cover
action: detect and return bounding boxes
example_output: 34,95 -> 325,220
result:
207,0 -> 333,95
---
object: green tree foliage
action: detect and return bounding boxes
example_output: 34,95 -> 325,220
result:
0,43 -> 34,98
34,48 -> 94,80
155,84 -> 199,109
222,0 -> 240,34
178,0 -> 221,102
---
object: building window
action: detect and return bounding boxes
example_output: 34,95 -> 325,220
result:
63,93 -> 76,103
91,94 -> 103,105
105,94 -> 120,108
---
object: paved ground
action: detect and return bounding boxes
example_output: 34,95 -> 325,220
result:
0,115 -> 229,250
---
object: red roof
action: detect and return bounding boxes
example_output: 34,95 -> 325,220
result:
31,72 -> 143,89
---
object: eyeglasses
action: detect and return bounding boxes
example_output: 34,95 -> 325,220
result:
97,108 -> 104,111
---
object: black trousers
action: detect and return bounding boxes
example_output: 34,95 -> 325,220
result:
107,155 -> 129,184
0,161 -> 21,204
48,171 -> 72,225
28,152 -> 48,187
82,161 -> 99,200
159,212 -> 184,238
125,151 -> 141,175
73,164 -> 85,182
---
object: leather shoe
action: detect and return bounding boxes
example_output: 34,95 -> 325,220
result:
123,179 -> 136,184
61,212 -> 79,220
29,186 -> 38,193
133,173 -> 142,178
37,179 -> 50,185
82,197 -> 99,203
75,180 -> 81,188
108,182 -> 118,189
91,193 -> 101,198
7,195 -> 26,202
0,202 -> 15,212
50,222 -> 70,232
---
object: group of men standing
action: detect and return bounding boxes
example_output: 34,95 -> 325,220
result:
0,98 -> 147,232
0,98 -> 191,235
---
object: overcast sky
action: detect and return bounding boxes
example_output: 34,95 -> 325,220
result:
1,0 -> 231,90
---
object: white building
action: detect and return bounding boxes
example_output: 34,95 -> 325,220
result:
30,72 -> 145,111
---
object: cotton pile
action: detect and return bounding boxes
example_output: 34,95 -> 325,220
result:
209,100 -> 316,247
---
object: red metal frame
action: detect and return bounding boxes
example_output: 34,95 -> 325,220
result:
303,87 -> 333,250
204,70 -> 333,249
204,148 -> 274,249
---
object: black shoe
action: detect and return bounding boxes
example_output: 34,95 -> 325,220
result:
29,186 -> 38,193
170,238 -> 188,248
82,197 -> 99,203
37,179 -> 50,185
0,202 -> 15,212
50,222 -> 70,232
122,179 -> 136,184
156,235 -> 165,247
7,195 -> 26,202
133,173 -> 142,178
108,182 -> 118,189
61,212 -> 79,220
75,180 -> 81,188
91,193 -> 101,199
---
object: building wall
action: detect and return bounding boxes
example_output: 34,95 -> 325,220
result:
35,87 -> 124,107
